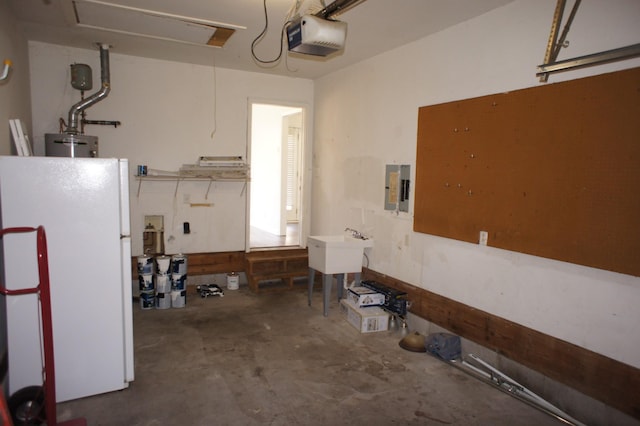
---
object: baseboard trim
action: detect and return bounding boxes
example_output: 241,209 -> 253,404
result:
132,251 -> 245,279
361,268 -> 640,420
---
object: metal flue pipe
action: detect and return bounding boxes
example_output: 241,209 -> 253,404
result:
66,43 -> 111,134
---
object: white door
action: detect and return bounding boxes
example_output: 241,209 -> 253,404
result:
285,117 -> 302,223
248,103 -> 306,249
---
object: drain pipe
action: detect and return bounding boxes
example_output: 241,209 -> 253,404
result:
65,43 -> 111,135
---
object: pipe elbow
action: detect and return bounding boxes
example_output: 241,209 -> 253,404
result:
0,59 -> 12,81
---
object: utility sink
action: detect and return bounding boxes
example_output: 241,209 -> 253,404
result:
308,235 -> 374,274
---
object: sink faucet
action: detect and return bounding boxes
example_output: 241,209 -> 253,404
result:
345,227 -> 367,240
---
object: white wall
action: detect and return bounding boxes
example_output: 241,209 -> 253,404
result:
313,0 -> 640,370
28,42 -> 314,255
0,0 -> 32,155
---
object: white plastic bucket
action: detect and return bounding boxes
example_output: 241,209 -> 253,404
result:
138,273 -> 154,291
156,274 -> 171,293
227,272 -> 239,290
137,255 -> 154,275
171,254 -> 187,275
156,255 -> 171,275
171,289 -> 186,308
140,290 -> 155,310
155,292 -> 171,310
172,273 -> 186,291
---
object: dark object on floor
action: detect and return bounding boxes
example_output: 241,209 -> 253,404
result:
196,284 -> 224,298
399,331 -> 427,352
8,385 -> 45,425
425,332 -> 461,361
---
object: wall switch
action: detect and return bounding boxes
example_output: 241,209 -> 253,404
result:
479,231 -> 488,246
183,222 -> 191,234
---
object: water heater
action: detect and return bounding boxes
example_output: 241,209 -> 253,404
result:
45,44 -> 110,158
45,133 -> 98,158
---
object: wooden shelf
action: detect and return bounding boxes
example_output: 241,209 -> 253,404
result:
245,249 -> 312,293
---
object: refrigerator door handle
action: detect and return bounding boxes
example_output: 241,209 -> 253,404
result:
118,159 -> 131,237
120,236 -> 135,383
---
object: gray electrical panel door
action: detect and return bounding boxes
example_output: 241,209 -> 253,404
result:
385,164 -> 410,212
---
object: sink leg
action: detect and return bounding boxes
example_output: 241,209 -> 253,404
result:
336,273 -> 344,301
308,268 -> 315,307
312,271 -> 361,316
322,273 -> 332,317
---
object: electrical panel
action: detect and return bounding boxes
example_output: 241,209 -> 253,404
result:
385,164 -> 410,212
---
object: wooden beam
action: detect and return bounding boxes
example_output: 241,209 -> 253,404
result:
132,251 -> 245,279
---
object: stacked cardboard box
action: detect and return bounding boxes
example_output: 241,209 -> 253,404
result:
347,286 -> 386,307
361,280 -> 408,316
340,298 -> 389,333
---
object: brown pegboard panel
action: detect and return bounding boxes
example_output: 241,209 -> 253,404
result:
414,67 -> 640,277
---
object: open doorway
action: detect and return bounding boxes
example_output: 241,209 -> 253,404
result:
248,102 -> 304,249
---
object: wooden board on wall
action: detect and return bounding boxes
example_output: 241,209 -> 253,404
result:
414,68 -> 640,277
361,268 -> 640,419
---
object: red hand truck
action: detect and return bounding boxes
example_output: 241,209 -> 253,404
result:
0,226 -> 86,426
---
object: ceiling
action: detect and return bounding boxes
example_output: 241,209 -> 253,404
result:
8,0 -> 515,80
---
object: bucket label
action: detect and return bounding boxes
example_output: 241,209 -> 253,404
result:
171,254 -> 187,275
171,273 -> 187,291
138,274 -> 154,291
137,255 -> 154,275
140,290 -> 155,310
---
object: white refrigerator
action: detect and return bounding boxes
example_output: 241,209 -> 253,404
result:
0,156 -> 134,402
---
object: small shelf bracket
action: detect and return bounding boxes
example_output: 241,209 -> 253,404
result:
174,178 -> 182,198
205,179 -> 213,200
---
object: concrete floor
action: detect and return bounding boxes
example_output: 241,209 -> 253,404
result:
57,286 -> 564,426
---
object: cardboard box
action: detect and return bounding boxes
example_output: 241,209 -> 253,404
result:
340,298 -> 389,333
347,286 -> 385,307
361,280 -> 408,316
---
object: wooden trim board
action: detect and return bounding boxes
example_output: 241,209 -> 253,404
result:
362,268 -> 640,420
132,251 -> 245,279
